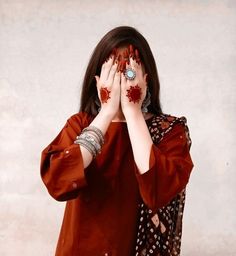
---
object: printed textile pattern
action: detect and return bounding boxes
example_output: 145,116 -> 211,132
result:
135,114 -> 192,256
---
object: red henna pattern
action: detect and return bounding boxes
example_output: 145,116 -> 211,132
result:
120,60 -> 126,72
100,87 -> 111,103
104,45 -> 142,72
135,49 -> 141,65
129,44 -> 134,58
126,84 -> 142,103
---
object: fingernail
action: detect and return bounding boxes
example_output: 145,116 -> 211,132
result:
120,61 -> 125,72
129,44 -> 134,54
135,49 -> 140,63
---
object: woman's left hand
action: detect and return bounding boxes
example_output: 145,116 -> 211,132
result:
120,48 -> 148,117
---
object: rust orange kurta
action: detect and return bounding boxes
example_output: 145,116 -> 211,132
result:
40,111 -> 194,256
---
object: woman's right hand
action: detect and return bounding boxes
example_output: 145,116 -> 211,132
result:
95,54 -> 121,118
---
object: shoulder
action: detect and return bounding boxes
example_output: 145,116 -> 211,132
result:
148,112 -> 192,147
148,112 -> 188,129
59,112 -> 95,135
66,111 -> 95,127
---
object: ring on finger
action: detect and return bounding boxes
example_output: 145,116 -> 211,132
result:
124,67 -> 136,80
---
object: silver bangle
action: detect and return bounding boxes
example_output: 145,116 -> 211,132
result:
76,131 -> 100,145
74,138 -> 97,158
82,126 -> 105,145
75,133 -> 101,154
82,130 -> 101,146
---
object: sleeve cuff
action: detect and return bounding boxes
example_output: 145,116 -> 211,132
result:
133,143 -> 157,177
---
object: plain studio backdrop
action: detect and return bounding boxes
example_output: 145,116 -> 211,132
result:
0,0 -> 235,255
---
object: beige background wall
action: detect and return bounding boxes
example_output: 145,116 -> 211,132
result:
0,0 -> 236,255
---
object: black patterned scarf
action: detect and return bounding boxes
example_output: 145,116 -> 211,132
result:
135,114 -> 192,256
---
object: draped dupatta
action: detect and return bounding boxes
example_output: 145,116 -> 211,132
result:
135,114 -> 192,256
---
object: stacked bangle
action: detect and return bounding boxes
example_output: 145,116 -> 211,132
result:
82,126 -> 105,145
74,125 -> 105,159
77,133 -> 102,153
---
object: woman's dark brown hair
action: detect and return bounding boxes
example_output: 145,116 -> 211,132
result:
79,26 -> 163,116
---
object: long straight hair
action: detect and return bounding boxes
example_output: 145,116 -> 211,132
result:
79,26 -> 163,116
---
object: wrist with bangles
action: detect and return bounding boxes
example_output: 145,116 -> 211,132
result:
74,125 -> 105,159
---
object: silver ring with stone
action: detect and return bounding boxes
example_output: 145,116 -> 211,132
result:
124,68 -> 136,80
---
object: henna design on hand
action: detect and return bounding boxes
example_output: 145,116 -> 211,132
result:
129,44 -> 134,59
134,48 -> 141,65
129,44 -> 141,64
126,84 -> 142,103
100,87 -> 111,103
105,45 -> 142,73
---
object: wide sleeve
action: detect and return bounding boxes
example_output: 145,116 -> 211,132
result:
134,122 -> 194,212
40,112 -> 91,201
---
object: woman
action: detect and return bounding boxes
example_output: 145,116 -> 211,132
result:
40,26 -> 194,256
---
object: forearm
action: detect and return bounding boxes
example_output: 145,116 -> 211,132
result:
125,111 -> 153,174
80,109 -> 114,168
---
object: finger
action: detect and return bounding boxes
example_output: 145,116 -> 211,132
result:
129,47 -> 141,69
124,61 -> 137,84
129,57 -> 144,80
95,75 -> 103,101
129,56 -> 139,69
119,60 -> 126,73
105,49 -> 117,62
135,49 -> 141,65
107,60 -> 119,84
129,45 -> 141,65
113,70 -> 121,90
121,70 -> 127,90
95,76 -> 101,100
123,48 -> 130,66
129,44 -> 135,59
101,55 -> 115,80
116,54 -> 122,72
144,73 -> 148,86
100,55 -> 115,82
95,75 -> 99,82
94,75 -> 100,88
